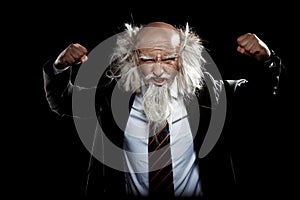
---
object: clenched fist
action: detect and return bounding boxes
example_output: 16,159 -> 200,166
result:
54,43 -> 88,69
237,33 -> 271,62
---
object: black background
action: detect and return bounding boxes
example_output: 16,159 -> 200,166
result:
5,1 -> 298,199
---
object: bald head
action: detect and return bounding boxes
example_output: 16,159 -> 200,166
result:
143,21 -> 177,30
135,21 -> 180,51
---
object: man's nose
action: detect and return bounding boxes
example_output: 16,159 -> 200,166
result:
152,63 -> 164,77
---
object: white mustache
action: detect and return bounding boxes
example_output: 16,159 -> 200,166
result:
144,73 -> 171,81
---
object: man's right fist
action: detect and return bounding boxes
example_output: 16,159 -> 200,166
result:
54,43 -> 88,69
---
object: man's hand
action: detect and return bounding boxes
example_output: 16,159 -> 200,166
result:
237,33 -> 271,62
54,43 -> 88,69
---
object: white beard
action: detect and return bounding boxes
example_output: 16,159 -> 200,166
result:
143,82 -> 173,137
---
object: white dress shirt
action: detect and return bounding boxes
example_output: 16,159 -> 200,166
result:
123,81 -> 202,197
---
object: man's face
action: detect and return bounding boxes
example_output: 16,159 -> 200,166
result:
135,26 -> 180,87
138,48 -> 178,86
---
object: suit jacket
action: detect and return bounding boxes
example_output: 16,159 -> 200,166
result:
43,53 -> 283,199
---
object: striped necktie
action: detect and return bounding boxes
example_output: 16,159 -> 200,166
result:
148,121 -> 174,197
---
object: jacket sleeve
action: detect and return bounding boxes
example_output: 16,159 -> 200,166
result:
43,58 -> 113,118
43,58 -> 74,117
225,50 -> 284,98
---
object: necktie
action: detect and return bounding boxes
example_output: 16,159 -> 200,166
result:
148,121 -> 174,196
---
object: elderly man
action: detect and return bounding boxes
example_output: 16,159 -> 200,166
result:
43,21 -> 283,199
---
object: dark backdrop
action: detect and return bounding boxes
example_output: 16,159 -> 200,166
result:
6,2 -> 297,199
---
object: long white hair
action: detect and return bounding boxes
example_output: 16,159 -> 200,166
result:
108,22 -> 207,101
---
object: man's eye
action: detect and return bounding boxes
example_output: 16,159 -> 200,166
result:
162,57 -> 176,61
140,58 -> 155,62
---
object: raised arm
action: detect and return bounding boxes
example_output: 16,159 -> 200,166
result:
43,43 -> 88,117
226,33 -> 283,97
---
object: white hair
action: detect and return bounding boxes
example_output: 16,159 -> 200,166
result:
143,82 -> 173,136
108,22 -> 207,100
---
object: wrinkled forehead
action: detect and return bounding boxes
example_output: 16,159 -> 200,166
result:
135,27 -> 180,52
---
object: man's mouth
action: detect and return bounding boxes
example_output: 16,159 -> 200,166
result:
152,78 -> 167,86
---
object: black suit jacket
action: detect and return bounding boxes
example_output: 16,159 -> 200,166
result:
43,53 -> 283,199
